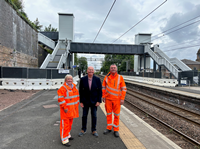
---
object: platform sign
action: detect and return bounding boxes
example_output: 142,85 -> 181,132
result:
58,69 -> 69,74
180,80 -> 187,85
72,65 -> 79,68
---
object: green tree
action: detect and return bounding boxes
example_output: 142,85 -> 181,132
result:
33,18 -> 43,31
101,54 -> 134,73
44,24 -> 58,32
74,53 -> 78,65
11,0 -> 23,11
78,57 -> 88,72
20,10 -> 28,18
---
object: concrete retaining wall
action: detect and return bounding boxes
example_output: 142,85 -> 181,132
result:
0,0 -> 38,67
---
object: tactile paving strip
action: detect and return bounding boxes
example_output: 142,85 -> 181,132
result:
100,103 -> 146,149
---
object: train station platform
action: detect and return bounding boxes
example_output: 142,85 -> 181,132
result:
0,89 -> 181,149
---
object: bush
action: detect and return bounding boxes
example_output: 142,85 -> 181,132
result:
5,0 -> 38,31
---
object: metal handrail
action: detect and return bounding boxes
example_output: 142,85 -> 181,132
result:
38,33 -> 55,49
170,58 -> 191,71
50,40 -> 61,61
40,54 -> 51,69
145,44 -> 179,78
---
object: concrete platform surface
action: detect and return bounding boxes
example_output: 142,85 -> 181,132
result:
0,89 -> 181,149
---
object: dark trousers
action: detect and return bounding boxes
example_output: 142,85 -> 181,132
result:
82,103 -> 97,132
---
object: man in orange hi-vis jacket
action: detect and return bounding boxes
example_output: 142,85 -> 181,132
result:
102,64 -> 127,138
57,75 -> 79,147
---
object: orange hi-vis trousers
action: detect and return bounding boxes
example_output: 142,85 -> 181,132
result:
105,99 -> 121,131
60,118 -> 73,144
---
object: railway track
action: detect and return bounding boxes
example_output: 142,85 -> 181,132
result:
126,88 -> 200,147
127,88 -> 200,126
98,75 -> 200,148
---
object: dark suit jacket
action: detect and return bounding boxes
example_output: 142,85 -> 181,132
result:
79,75 -> 102,105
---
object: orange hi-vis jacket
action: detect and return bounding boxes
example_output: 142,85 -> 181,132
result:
57,82 -> 79,119
102,72 -> 127,100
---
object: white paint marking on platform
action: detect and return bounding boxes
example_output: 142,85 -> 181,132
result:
0,103 -> 15,112
53,95 -> 58,99
43,104 -> 58,108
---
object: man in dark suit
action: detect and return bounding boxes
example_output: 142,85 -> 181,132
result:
78,66 -> 102,137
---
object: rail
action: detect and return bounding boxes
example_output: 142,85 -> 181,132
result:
126,88 -> 200,147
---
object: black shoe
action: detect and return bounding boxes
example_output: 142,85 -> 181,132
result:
114,131 -> 119,138
69,137 -> 74,140
63,142 -> 71,147
103,129 -> 112,135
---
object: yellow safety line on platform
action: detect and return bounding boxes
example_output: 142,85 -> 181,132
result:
100,103 -> 146,149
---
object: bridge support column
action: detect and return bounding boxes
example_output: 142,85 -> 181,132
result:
159,66 -> 161,72
134,55 -> 140,73
144,54 -> 146,72
153,61 -> 156,72
178,72 -> 181,86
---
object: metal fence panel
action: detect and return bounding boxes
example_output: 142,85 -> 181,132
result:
47,69 -> 51,79
120,71 -> 161,78
2,67 -> 27,78
0,67 -> 77,79
0,67 -> 2,78
52,69 -> 68,79
155,72 -> 161,78
28,68 -> 47,78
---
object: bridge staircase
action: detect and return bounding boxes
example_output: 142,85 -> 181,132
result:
145,44 -> 191,79
39,37 -> 69,69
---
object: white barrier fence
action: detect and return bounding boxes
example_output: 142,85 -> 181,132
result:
122,75 -> 178,87
0,75 -> 79,90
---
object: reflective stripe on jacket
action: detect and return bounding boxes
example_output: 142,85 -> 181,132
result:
57,82 -> 79,119
102,72 -> 127,100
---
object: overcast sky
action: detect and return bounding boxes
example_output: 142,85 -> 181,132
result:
24,0 -> 200,69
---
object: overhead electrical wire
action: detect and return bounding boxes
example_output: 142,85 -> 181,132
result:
112,0 -> 167,43
151,19 -> 200,42
93,0 -> 116,43
141,14 -> 200,43
163,44 -> 200,52
161,38 -> 200,49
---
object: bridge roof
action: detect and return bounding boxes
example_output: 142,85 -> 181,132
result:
70,42 -> 144,55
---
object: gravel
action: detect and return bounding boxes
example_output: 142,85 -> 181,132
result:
0,89 -> 40,111
124,93 -> 200,149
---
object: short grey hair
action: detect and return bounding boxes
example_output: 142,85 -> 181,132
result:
110,64 -> 117,68
64,74 -> 73,82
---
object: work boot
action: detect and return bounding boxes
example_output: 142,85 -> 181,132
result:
103,129 -> 112,135
62,139 -> 71,147
63,142 -> 71,147
114,131 -> 119,138
69,137 -> 74,140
